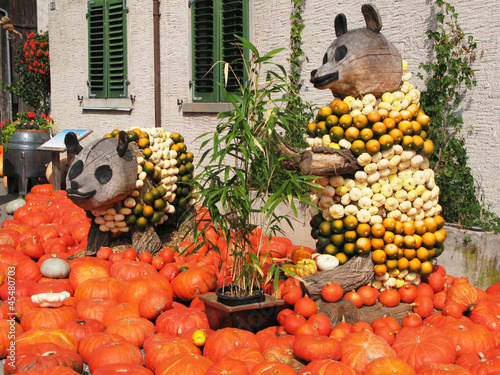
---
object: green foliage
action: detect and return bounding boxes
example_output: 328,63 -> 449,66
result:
418,0 -> 500,232
192,37 -> 317,296
2,31 -> 51,114
284,0 -> 316,148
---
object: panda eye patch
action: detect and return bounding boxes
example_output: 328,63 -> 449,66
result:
335,45 -> 348,61
68,160 -> 84,181
95,165 -> 113,185
322,52 -> 328,65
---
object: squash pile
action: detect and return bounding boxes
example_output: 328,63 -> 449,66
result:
91,128 -> 195,234
306,61 -> 447,289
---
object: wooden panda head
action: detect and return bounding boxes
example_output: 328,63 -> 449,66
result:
64,131 -> 138,211
310,4 -> 402,98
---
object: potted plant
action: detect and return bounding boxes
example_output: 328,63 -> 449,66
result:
1,112 -> 55,195
0,112 -> 55,150
193,37 -> 316,308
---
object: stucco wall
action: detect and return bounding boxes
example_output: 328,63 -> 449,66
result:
48,0 -> 500,214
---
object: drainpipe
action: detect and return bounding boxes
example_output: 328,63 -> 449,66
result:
153,0 -> 161,128
0,8 -> 13,122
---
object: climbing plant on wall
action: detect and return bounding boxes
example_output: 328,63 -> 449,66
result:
282,0 -> 316,148
418,0 -> 500,231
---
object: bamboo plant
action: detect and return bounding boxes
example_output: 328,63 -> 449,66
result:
192,37 -> 317,298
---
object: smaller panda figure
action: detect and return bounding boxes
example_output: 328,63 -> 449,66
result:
65,131 -> 138,211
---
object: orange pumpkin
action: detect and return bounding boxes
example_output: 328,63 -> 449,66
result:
290,248 -> 311,265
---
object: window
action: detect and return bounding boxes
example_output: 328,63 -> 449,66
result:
191,0 -> 249,102
87,0 -> 128,99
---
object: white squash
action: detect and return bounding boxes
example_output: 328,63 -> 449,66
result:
40,257 -> 71,279
315,254 -> 340,272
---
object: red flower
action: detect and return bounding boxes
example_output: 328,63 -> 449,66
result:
41,114 -> 46,118
28,112 -> 35,119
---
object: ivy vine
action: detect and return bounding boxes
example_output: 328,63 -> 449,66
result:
418,0 -> 500,231
282,0 -> 316,148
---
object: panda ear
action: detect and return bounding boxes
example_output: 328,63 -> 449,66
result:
362,4 -> 382,33
64,132 -> 83,155
117,131 -> 129,157
334,13 -> 348,37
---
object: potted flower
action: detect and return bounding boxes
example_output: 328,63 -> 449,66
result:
1,112 -> 55,150
193,37 -> 316,308
1,112 -> 55,195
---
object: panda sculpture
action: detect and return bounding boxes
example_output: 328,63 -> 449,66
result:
64,128 -> 194,255
310,4 -> 402,98
65,131 -> 137,211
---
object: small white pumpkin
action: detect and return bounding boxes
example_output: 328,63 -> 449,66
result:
40,257 -> 71,279
315,254 -> 340,272
31,291 -> 71,308
6,198 -> 26,215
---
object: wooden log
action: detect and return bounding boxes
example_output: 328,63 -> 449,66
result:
130,224 -> 163,255
316,299 -> 413,326
277,136 -> 361,176
300,253 -> 374,300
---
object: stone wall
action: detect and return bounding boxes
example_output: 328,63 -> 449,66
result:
47,0 -> 500,214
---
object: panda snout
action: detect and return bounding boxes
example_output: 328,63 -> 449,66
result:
70,180 -> 79,190
310,69 -> 318,82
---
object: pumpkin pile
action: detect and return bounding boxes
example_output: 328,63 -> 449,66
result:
91,128 -> 195,234
1,189 -> 500,374
305,61 -> 447,288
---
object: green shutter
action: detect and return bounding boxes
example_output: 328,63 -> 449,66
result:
191,0 -> 248,102
106,0 -> 127,98
192,0 -> 217,102
87,0 -> 127,99
88,0 -> 105,98
221,0 -> 246,95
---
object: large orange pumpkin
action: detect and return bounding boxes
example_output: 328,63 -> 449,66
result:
262,344 -> 305,373
299,359 -> 356,375
340,330 -> 397,374
171,265 -> 217,301
155,353 -> 214,375
20,305 -> 79,331
439,320 -> 496,356
74,276 -> 122,300
392,326 -> 456,372
221,346 -> 265,373
104,317 -> 155,348
416,363 -> 471,375
87,340 -> 143,373
144,338 -> 201,372
62,318 -> 105,342
0,319 -> 22,359
363,357 -> 415,375
15,328 -> 78,352
93,363 -> 153,375
3,342 -> 83,375
445,282 -> 478,312
255,326 -> 296,351
77,332 -> 126,363
203,327 -> 260,363
155,306 -> 210,337
76,297 -> 118,324
293,334 -> 342,362
117,274 -> 173,305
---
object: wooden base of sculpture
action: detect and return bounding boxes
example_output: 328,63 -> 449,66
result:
301,253 -> 374,299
